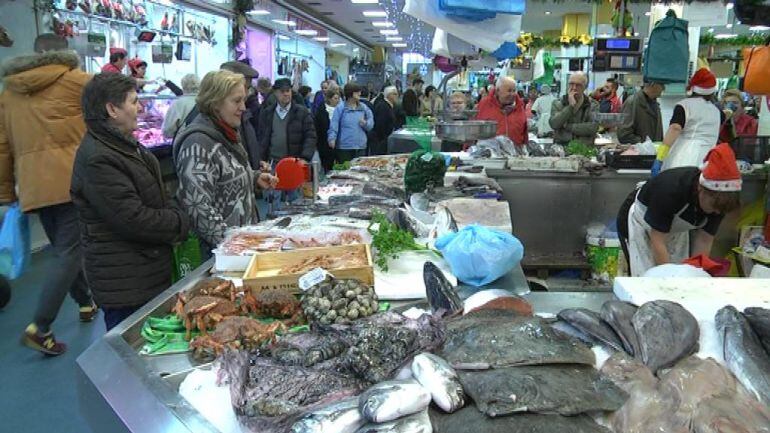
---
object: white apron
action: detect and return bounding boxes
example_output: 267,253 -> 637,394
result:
661,97 -> 721,171
627,192 -> 706,276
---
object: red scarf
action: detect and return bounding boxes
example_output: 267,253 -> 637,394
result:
214,118 -> 239,143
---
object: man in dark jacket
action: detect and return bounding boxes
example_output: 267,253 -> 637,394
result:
258,78 -> 317,163
220,61 -> 261,170
71,73 -> 189,331
549,72 -> 599,145
371,86 -> 398,155
617,81 -> 665,144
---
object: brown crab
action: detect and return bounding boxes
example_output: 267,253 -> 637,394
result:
189,316 -> 285,360
242,287 -> 303,325
175,295 -> 239,340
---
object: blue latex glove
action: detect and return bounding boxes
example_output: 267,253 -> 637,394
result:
650,159 -> 663,177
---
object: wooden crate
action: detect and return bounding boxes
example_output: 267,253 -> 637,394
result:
242,244 -> 374,293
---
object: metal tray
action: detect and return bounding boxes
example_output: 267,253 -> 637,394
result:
435,120 -> 497,141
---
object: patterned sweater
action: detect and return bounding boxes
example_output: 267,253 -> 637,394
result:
173,114 -> 258,248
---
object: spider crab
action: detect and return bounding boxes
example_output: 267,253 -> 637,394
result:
190,316 -> 285,360
172,278 -> 241,340
242,287 -> 303,325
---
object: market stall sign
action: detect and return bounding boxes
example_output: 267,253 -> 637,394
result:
86,32 -> 106,57
151,44 -> 174,63
286,12 -> 327,38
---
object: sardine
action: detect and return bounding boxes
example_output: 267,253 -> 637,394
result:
716,305 -> 770,405
359,379 -> 431,423
411,353 -> 465,413
292,397 -> 364,433
424,262 -> 462,315
355,410 -> 432,433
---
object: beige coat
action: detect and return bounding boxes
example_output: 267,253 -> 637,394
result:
0,51 -> 90,211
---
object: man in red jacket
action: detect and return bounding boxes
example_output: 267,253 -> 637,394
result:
475,76 -> 527,145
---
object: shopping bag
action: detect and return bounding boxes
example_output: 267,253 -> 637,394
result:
741,38 -> 770,95
0,203 -> 30,280
643,10 -> 689,84
435,225 -> 524,286
172,233 -> 202,282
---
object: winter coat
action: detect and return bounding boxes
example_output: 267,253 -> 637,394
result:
372,98 -> 397,155
475,91 -> 528,145
258,102 -> 316,162
70,121 -> 189,309
329,102 -> 374,151
314,103 -> 335,169
174,114 -> 259,248
0,51 -> 90,211
549,95 -> 599,145
617,90 -> 664,144
162,94 -> 197,139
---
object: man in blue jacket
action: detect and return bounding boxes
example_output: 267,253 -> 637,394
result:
329,82 -> 374,163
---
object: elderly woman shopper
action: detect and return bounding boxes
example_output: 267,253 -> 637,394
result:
174,70 -> 277,257
162,73 -> 200,138
70,73 -> 190,331
329,82 -> 374,163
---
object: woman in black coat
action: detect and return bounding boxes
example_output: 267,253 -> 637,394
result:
71,73 -> 190,331
314,88 -> 341,172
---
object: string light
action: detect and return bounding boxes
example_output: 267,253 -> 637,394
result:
381,0 -> 432,55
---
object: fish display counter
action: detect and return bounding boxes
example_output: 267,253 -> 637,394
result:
75,259 -> 615,433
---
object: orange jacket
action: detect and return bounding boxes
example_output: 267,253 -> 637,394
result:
0,51 -> 91,211
475,91 -> 528,145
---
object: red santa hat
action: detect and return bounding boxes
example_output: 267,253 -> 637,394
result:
687,68 -> 717,95
699,143 -> 742,192
109,47 -> 127,56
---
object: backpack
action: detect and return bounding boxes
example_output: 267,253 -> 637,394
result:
643,10 -> 689,84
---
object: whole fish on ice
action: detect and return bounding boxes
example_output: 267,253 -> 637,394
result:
356,410 -> 432,433
292,397 -> 364,433
557,307 -> 625,352
744,306 -> 770,354
600,300 -> 640,356
359,379 -> 431,423
632,300 -> 699,373
411,353 -> 464,413
424,262 -> 463,315
716,305 -> 770,405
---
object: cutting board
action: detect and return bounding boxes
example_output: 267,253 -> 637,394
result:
613,277 -> 770,362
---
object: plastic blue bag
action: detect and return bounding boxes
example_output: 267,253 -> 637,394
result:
0,203 -> 31,280
436,225 -> 524,287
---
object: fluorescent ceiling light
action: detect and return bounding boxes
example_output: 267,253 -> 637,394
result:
726,3 -> 734,10
351,0 -> 378,3
295,29 -> 319,36
313,36 -> 329,41
272,19 -> 297,26
379,29 -> 399,35
277,35 -> 291,40
363,10 -> 387,17
750,25 -> 770,31
331,43 -> 347,47
715,34 -> 734,39
248,9 -> 270,15
385,36 -> 403,41
372,21 -> 394,27
392,43 -> 407,47
726,23 -> 733,28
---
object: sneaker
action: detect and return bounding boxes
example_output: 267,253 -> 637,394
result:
79,302 -> 98,322
22,323 -> 67,356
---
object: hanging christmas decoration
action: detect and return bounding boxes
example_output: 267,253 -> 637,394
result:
700,32 -> 770,47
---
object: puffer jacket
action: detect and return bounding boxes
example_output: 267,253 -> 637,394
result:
549,95 -> 600,145
0,51 -> 91,211
258,102 -> 317,162
71,121 -> 189,309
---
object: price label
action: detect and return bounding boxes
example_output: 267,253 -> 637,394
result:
298,267 -> 332,291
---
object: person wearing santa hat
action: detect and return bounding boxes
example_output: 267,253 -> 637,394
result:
101,47 -> 127,74
617,143 -> 741,276
652,68 -> 725,175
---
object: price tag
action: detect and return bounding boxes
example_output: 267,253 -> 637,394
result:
420,152 -> 434,162
298,267 -> 332,291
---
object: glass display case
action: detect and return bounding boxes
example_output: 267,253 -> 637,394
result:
135,94 -> 175,152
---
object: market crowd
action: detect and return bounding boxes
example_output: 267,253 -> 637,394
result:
0,33 -> 763,355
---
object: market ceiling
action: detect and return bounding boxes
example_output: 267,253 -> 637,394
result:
285,0 -> 764,55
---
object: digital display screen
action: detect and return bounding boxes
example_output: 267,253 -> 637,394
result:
606,39 -> 631,50
176,41 -> 191,61
137,31 -> 156,43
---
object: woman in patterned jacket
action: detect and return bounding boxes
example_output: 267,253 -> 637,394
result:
174,70 -> 277,258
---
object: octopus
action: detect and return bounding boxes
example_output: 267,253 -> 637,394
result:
190,316 -> 285,361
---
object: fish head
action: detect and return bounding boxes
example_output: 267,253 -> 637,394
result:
715,305 -> 741,331
433,382 -> 465,413
292,417 -> 322,433
424,262 -> 463,315
360,394 -> 392,423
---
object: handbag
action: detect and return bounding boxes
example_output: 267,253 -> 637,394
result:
741,36 -> 770,95
0,203 -> 30,280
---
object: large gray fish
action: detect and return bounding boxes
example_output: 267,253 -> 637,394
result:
411,353 -> 464,413
744,306 -> 770,355
424,262 -> 463,315
292,397 -> 364,433
600,300 -> 640,356
388,208 -> 430,238
716,305 -> 770,405
440,309 -> 596,369
429,406 -> 612,433
355,410 -> 432,433
359,379 -> 431,423
458,365 -> 628,416
557,307 -> 625,352
632,300 -> 699,374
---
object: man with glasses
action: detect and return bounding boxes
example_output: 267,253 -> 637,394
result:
549,72 -> 599,146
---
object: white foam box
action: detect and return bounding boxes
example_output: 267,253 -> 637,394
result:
613,277 -> 770,362
506,156 -> 581,172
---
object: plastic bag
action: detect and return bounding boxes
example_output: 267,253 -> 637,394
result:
0,203 -> 30,280
635,137 -> 657,155
436,225 -> 524,286
172,233 -> 202,282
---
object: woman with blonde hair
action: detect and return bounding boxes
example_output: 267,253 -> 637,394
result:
174,69 -> 277,258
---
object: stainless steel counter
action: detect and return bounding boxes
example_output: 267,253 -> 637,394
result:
76,260 -> 610,433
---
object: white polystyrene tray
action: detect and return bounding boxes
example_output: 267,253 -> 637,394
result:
613,277 -> 770,363
374,250 -> 457,300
